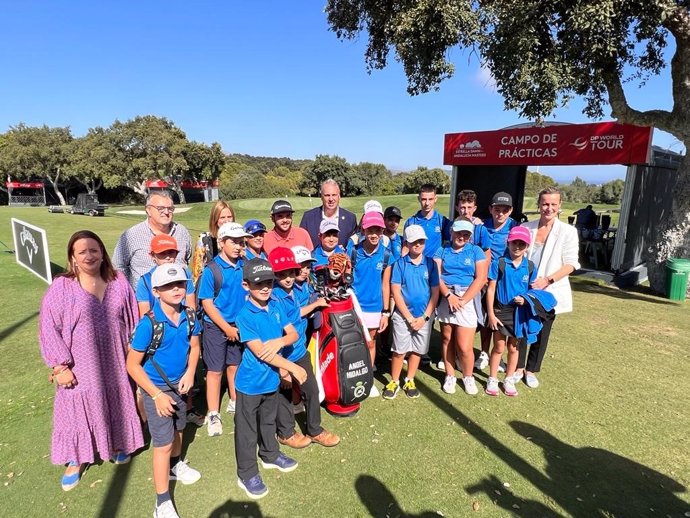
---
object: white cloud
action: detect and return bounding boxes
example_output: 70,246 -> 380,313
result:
474,64 -> 497,92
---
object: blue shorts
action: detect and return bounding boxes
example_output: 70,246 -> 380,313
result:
141,387 -> 186,447
202,320 -> 242,371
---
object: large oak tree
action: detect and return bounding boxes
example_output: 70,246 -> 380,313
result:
326,0 -> 690,294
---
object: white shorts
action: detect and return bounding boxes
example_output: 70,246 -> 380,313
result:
361,311 -> 382,330
391,311 -> 433,355
436,289 -> 478,328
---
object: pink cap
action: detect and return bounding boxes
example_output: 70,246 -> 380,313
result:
507,226 -> 531,245
361,211 -> 385,230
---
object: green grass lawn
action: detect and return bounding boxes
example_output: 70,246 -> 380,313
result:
0,197 -> 687,517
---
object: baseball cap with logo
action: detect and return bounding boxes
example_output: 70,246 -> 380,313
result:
451,220 -> 475,234
384,206 -> 402,219
491,192 -> 513,207
507,226 -> 532,245
363,200 -> 384,215
404,224 -> 427,243
268,247 -> 301,273
243,258 -> 275,283
270,200 -> 294,215
150,234 -> 179,254
291,245 -> 316,264
319,219 -> 340,234
151,264 -> 188,288
361,211 -> 385,230
244,219 -> 267,235
218,222 -> 252,240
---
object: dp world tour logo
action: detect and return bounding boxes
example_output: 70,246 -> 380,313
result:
571,134 -> 625,151
570,137 -> 588,151
20,227 -> 39,264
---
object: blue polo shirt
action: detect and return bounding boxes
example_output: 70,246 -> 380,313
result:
293,279 -> 313,308
472,223 -> 492,251
484,217 -> 518,262
433,244 -> 487,287
198,254 -> 245,323
404,210 -> 452,257
244,248 -> 267,261
388,233 -> 403,261
346,241 -> 389,313
488,256 -> 538,305
135,265 -> 194,308
130,301 -> 201,386
391,255 -> 439,317
313,244 -> 346,267
271,286 -> 307,362
235,298 -> 291,395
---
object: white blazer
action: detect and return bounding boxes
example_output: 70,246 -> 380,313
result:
524,219 -> 580,314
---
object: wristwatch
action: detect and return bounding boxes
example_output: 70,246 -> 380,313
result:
445,292 -> 453,298
548,277 -> 555,285
381,310 -> 391,317
423,314 -> 430,322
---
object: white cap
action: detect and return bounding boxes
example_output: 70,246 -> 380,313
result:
319,219 -> 339,234
218,222 -> 251,240
291,245 -> 316,264
363,199 -> 383,215
404,224 -> 427,243
151,264 -> 188,288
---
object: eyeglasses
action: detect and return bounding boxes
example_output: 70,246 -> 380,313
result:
147,205 -> 175,214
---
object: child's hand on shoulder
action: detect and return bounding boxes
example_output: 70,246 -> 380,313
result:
290,365 -> 308,385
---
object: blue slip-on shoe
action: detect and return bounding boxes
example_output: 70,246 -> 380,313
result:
260,452 -> 298,473
112,452 -> 131,465
61,461 -> 82,491
237,474 -> 268,500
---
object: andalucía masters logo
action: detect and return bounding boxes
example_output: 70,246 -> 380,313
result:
454,139 -> 486,158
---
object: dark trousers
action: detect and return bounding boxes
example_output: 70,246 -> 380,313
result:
234,390 -> 279,480
276,353 -> 322,438
518,311 -> 556,373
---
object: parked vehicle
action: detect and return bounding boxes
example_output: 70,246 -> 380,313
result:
69,193 -> 107,216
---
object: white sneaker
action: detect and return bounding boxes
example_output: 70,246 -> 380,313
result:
525,373 -> 540,388
442,375 -> 457,394
207,412 -> 223,437
153,500 -> 179,518
503,377 -> 519,396
436,360 -> 445,370
368,385 -> 380,398
498,359 -> 507,373
462,376 -> 479,395
170,459 -> 201,485
485,377 -> 500,396
474,351 -> 489,370
226,399 -> 236,413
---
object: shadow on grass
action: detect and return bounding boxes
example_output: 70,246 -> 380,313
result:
95,460 -> 135,518
411,377 -> 688,516
0,311 -> 39,342
355,474 -> 445,517
207,499 -> 273,518
571,277 -> 675,305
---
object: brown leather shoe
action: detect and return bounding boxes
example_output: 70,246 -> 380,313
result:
277,432 -> 312,449
309,429 -> 340,447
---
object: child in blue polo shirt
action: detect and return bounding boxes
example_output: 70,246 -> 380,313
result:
234,258 -> 308,500
136,234 -> 196,316
403,184 -> 452,257
346,211 -> 394,397
485,226 -> 537,397
267,248 -> 338,449
312,220 -> 346,267
244,220 -> 268,260
198,222 -> 251,436
127,264 -> 202,518
383,225 -> 439,400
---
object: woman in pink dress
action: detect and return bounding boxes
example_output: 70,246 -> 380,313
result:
39,230 -> 144,491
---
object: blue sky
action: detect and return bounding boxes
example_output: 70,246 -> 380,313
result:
0,1 -> 682,183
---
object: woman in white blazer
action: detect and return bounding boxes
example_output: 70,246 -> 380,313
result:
516,187 -> 580,388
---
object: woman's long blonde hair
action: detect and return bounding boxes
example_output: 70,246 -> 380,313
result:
208,200 -> 235,238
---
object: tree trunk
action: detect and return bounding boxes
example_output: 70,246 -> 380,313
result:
127,180 -> 148,197
645,155 -> 690,297
169,179 -> 186,204
48,168 -> 67,206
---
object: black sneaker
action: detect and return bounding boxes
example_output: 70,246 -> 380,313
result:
382,380 -> 400,400
403,379 -> 420,398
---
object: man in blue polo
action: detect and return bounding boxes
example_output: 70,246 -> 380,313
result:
403,184 -> 452,257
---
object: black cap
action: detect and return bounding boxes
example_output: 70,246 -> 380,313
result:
270,199 -> 294,215
491,192 -> 513,207
384,206 -> 402,219
243,258 -> 275,283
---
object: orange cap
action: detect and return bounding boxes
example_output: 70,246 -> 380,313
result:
150,234 -> 179,254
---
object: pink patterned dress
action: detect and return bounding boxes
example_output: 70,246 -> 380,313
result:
39,272 -> 144,465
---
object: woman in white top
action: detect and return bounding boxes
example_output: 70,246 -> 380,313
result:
516,187 -> 580,388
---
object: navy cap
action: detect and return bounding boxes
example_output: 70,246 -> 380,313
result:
244,219 -> 267,235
